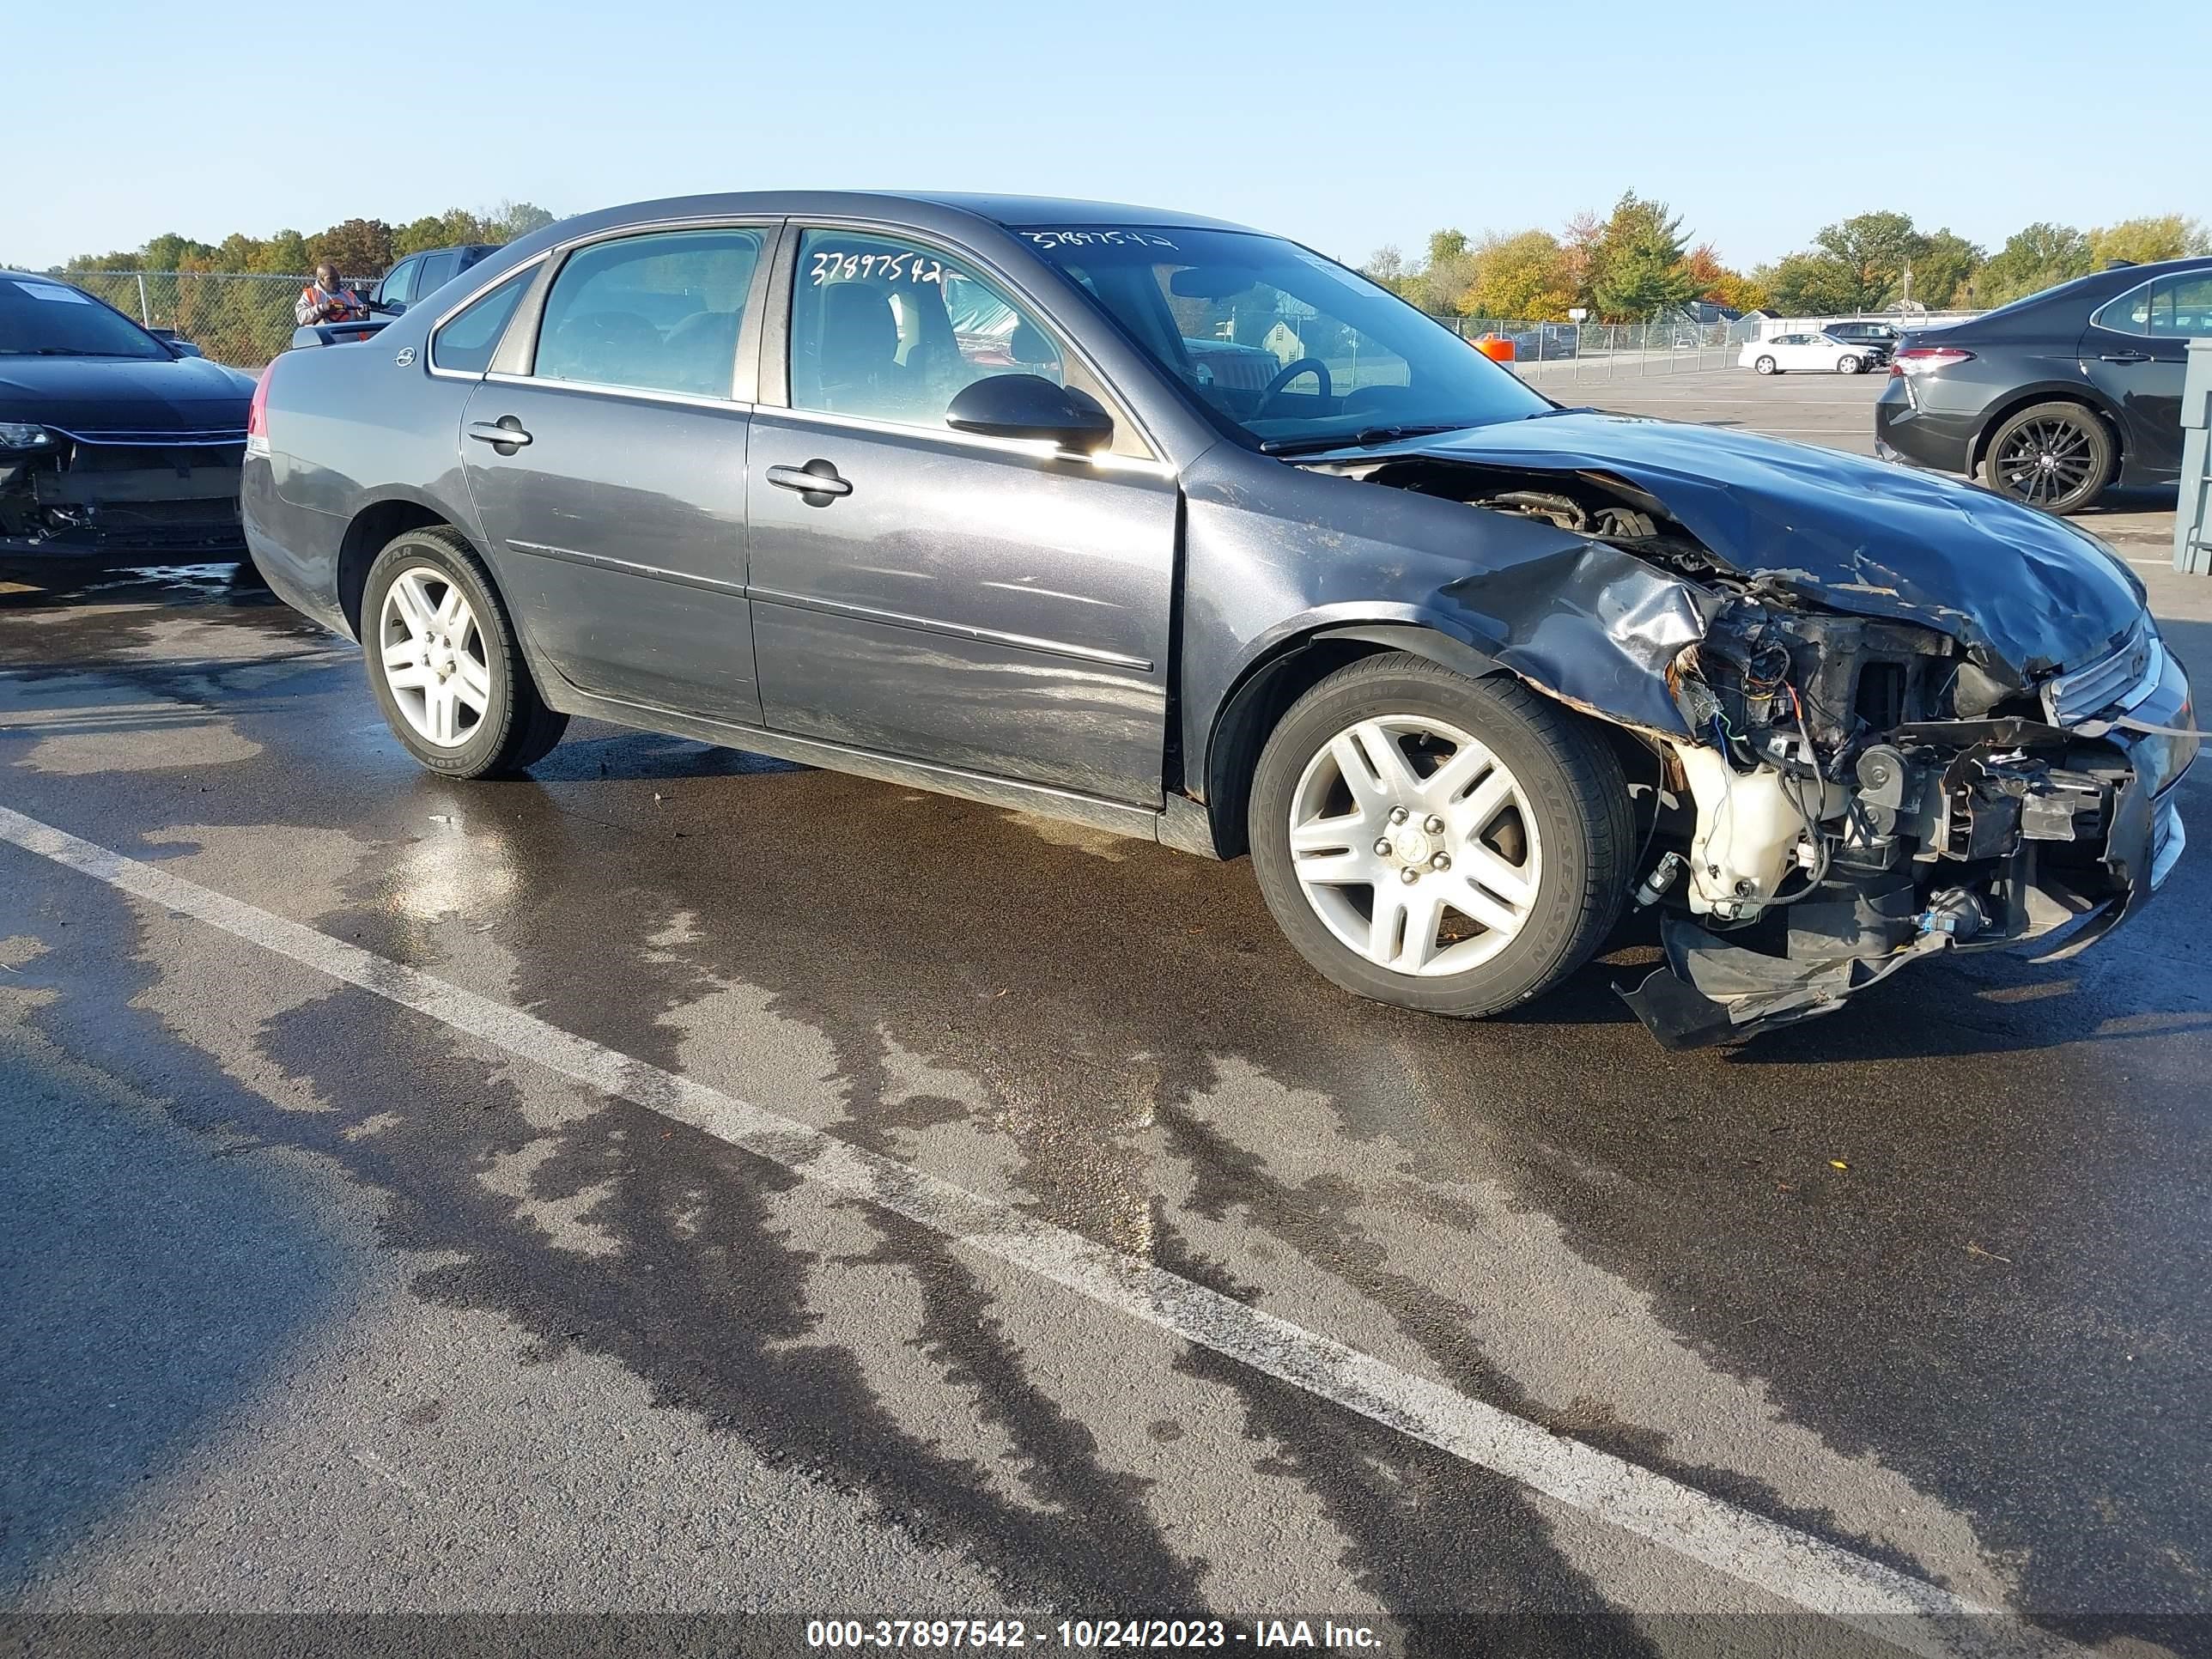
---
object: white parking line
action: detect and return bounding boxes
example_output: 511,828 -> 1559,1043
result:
0,803 -> 2081,1659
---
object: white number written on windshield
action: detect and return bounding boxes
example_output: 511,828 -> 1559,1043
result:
809,250 -> 959,288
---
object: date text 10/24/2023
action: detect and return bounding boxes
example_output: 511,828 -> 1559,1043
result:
804,1618 -> 1384,1650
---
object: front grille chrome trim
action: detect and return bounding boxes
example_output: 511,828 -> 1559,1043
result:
49,427 -> 248,447
2042,622 -> 2163,728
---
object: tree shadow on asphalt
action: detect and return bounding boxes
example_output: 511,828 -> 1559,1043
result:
0,932 -> 363,1602
15,568 -> 2212,1642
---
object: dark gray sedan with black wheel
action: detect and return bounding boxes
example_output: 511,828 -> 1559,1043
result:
242,191 -> 2196,1048
1,270 -> 255,559
1875,254 -> 2212,514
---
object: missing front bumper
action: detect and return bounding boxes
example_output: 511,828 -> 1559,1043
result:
1619,657 -> 2196,1049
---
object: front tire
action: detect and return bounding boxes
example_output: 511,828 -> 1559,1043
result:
1837,354 -> 1863,374
362,526 -> 568,778
1247,654 -> 1634,1018
1980,401 -> 2113,514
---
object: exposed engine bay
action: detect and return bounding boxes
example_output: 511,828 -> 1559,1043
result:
1316,452 -> 2196,1047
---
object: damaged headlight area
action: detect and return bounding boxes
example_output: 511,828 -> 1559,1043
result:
1622,594 -> 2194,1048
1296,435 -> 2197,1047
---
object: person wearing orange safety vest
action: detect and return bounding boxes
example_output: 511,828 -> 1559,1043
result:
295,263 -> 368,328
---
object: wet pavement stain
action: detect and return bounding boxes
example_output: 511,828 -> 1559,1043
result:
6,562 -> 2212,1639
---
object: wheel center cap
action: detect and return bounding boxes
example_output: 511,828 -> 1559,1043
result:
1391,824 -> 1434,865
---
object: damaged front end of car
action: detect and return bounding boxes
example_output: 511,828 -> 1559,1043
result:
0,426 -> 249,559
1621,591 -> 2192,1047
1307,415 -> 2197,1047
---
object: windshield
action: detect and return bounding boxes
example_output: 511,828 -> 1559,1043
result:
1018,227 -> 1549,451
0,277 -> 171,359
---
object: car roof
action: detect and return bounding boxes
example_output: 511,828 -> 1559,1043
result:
499,191 -> 1260,260
2005,253 -> 2212,306
903,192 -> 1253,232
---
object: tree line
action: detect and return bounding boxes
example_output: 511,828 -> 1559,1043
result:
1365,194 -> 2210,323
26,193 -> 2209,320
40,202 -> 558,280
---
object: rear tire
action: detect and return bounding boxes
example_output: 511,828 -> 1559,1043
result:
1980,401 -> 2114,515
1753,355 -> 1778,374
1247,653 -> 1634,1019
362,526 -> 568,779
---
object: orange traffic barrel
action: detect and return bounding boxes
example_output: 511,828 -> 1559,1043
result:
1474,332 -> 1516,362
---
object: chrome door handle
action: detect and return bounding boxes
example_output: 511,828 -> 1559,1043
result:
467,418 -> 532,447
2099,351 -> 2152,364
767,460 -> 852,505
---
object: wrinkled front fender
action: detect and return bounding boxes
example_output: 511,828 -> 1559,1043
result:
1182,450 -> 1720,795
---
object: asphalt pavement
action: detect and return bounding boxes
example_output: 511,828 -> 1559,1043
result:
3,380 -> 2209,1659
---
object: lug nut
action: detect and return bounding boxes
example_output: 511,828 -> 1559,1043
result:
1389,805 -> 1409,825
1424,815 -> 1444,835
1430,852 -> 1451,871
1399,867 -> 1420,884
1374,838 -> 1394,857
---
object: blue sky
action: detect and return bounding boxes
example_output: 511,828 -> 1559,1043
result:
14,0 -> 2208,271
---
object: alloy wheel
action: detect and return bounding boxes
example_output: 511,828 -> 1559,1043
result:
1994,417 -> 2096,507
378,566 -> 492,747
1287,716 -> 1544,976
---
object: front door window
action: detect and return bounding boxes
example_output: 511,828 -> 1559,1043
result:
789,228 -> 1065,428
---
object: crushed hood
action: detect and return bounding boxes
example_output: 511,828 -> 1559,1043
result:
1338,410 -> 2146,682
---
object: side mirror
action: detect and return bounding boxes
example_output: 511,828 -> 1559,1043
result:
945,374 -> 1112,453
171,339 -> 204,358
368,298 -> 405,316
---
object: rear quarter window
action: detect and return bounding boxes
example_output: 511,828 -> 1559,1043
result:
430,270 -> 533,375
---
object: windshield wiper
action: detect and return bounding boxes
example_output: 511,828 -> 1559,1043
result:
1260,423 -> 1468,457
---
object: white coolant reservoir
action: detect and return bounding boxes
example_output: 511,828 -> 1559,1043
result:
1673,744 -> 1812,920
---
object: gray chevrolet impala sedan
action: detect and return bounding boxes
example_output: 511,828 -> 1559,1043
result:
243,191 -> 2197,1047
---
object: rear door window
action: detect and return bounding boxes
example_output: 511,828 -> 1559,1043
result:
416,251 -> 463,297
532,228 -> 763,398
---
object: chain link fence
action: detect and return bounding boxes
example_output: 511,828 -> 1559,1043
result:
68,270 -> 312,369
1426,312 -> 1769,380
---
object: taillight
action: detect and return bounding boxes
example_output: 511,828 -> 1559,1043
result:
1891,347 -> 1973,378
245,362 -> 273,456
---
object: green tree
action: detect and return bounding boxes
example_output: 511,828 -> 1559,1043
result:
252,231 -> 312,275
140,232 -> 217,273
1466,229 -> 1575,320
1588,191 -> 1693,321
1764,252 -> 1863,316
210,232 -> 267,271
307,218 -> 395,280
489,201 -> 556,240
2088,214 -> 2209,266
1968,222 -> 2092,307
1807,211 -> 1922,310
392,215 -> 453,257
1907,229 -> 1984,308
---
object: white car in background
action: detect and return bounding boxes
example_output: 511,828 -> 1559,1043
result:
1739,331 -> 1877,375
